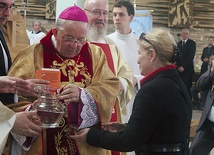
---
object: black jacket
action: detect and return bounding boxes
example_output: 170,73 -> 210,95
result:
87,67 -> 192,155
200,46 -> 214,75
176,39 -> 196,75
196,70 -> 214,131
0,30 -> 14,104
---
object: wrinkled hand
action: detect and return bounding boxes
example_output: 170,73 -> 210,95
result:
60,84 -> 80,103
18,79 -> 50,97
0,76 -> 31,93
70,128 -> 90,143
102,122 -> 126,132
11,111 -> 42,137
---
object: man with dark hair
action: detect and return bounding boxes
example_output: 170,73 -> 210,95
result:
191,37 -> 214,110
201,36 -> 214,75
0,1 -> 47,104
190,52 -> 214,155
107,0 -> 143,126
0,0 -> 16,104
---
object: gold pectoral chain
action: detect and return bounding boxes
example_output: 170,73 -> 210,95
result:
55,53 -> 81,83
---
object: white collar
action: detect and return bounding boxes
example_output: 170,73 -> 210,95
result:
182,39 -> 188,43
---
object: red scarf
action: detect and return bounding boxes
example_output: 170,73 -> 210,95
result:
140,64 -> 177,86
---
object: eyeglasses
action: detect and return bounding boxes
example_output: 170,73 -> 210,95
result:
84,9 -> 109,17
0,2 -> 16,13
139,33 -> 157,52
59,32 -> 86,45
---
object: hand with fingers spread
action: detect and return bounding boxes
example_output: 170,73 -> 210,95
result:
18,79 -> 50,97
0,76 -> 31,94
11,111 -> 42,137
60,84 -> 80,103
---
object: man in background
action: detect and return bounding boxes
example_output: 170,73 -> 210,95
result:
190,53 -> 214,155
26,20 -> 46,45
84,0 -> 133,125
176,28 -> 196,96
190,36 -> 214,110
0,0 -> 16,104
107,0 -> 143,123
201,36 -> 214,75
0,5 -> 49,104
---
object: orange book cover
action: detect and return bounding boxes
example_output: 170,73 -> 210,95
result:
36,68 -> 61,89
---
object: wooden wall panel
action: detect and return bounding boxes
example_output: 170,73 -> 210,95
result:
15,0 -> 56,19
193,2 -> 214,28
14,0 -> 214,29
130,0 -> 169,25
168,0 -> 192,28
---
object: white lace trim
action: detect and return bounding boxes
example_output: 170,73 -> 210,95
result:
78,88 -> 99,129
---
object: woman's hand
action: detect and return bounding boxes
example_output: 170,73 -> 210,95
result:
102,122 -> 126,132
70,128 -> 90,143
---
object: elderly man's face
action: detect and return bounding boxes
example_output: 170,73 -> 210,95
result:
181,29 -> 189,40
84,0 -> 109,33
0,0 -> 15,26
53,21 -> 87,58
32,21 -> 42,33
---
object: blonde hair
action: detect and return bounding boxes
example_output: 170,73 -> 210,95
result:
139,28 -> 177,65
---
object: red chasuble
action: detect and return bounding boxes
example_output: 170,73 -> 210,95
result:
40,31 -> 93,155
90,42 -> 119,155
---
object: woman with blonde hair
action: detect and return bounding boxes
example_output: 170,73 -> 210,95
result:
71,28 -> 192,155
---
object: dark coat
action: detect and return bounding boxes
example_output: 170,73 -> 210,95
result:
176,39 -> 196,94
87,67 -> 192,155
176,39 -> 196,75
196,70 -> 214,131
0,30 -> 14,104
200,46 -> 214,75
